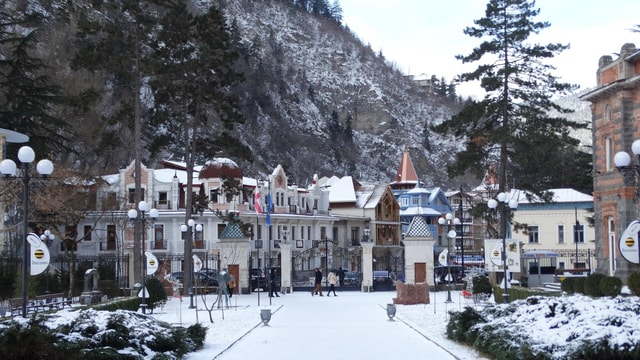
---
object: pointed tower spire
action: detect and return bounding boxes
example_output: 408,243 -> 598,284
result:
392,144 -> 419,189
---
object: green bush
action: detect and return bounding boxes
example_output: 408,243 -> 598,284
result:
573,277 -> 585,294
599,276 -> 622,297
584,273 -> 606,297
446,306 -> 485,343
561,277 -> 575,293
146,277 -> 168,313
472,275 -> 492,295
93,297 -> 140,311
627,271 -> 640,295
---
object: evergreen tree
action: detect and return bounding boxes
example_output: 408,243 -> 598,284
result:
0,8 -> 70,157
72,0 -> 162,288
433,0 -> 588,200
330,0 -> 343,23
147,2 -> 251,294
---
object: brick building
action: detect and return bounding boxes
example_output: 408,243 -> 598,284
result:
580,43 -> 640,280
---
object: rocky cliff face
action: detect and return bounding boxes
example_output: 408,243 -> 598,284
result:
217,0 -> 462,186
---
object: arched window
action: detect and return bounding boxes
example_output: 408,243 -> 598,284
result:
604,104 -> 611,122
604,136 -> 612,171
607,217 -> 616,275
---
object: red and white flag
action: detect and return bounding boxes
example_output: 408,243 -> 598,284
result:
254,188 -> 262,214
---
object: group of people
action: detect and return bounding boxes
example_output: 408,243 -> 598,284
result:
311,267 -> 344,297
225,267 -> 348,297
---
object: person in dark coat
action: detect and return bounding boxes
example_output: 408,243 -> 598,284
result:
269,268 -> 280,297
338,267 -> 345,287
311,268 -> 323,296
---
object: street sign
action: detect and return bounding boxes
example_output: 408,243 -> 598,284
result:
619,221 -> 640,264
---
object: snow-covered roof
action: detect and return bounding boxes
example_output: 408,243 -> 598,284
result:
102,174 -> 120,185
327,176 -> 357,203
154,168 -> 203,185
400,207 -> 442,216
518,188 -> 593,204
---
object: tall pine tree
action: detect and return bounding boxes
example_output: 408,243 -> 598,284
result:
433,0 -> 590,200
147,2 -> 251,293
0,8 -> 69,157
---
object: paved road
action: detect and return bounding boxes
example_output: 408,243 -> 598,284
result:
212,292 -> 459,360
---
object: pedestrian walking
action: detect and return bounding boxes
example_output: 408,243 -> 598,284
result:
311,268 -> 323,296
327,270 -> 338,296
227,276 -> 236,298
338,267 -> 345,287
269,268 -> 280,297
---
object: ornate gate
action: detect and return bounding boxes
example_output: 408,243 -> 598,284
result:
291,240 -> 361,291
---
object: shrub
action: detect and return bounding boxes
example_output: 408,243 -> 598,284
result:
446,306 -> 485,343
146,277 -> 168,313
600,276 -> 622,297
472,275 -> 492,295
627,271 -> 640,295
573,277 -> 585,294
584,273 -> 606,297
561,277 -> 575,293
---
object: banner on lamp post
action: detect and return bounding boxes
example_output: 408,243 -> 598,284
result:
193,255 -> 203,272
619,220 -> 640,264
27,233 -> 50,276
484,239 -> 521,273
438,249 -> 448,266
145,251 -> 159,275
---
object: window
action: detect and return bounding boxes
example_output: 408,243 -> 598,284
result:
573,224 -> 585,243
276,192 -> 284,206
605,136 -> 612,171
528,226 -> 539,244
604,104 -> 611,122
103,192 -> 118,210
351,227 -> 360,243
83,225 -> 92,241
401,198 -> 408,206
158,192 -> 168,205
154,224 -> 163,243
210,188 -> 219,204
106,224 -> 116,251
412,196 -> 419,205
557,224 -> 564,244
128,188 -> 145,204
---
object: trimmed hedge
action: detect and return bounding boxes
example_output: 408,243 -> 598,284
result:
628,271 -> 640,295
584,273 -> 606,297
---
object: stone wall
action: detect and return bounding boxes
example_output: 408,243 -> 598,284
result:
392,282 -> 429,305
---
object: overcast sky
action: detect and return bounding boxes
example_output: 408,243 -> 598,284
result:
340,0 -> 640,98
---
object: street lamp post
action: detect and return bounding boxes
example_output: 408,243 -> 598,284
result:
458,194 -> 465,272
438,213 -> 459,303
127,200 -> 158,314
487,192 -> 518,304
614,139 -> 640,194
181,219 -> 202,309
0,146 -> 54,317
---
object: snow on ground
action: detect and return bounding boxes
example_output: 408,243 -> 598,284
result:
150,289 -> 489,360
23,287 -> 640,359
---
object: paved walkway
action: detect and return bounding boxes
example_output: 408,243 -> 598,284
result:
212,291 -> 460,360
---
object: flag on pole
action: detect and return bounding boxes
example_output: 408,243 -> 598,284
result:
254,188 -> 262,214
266,193 -> 272,227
